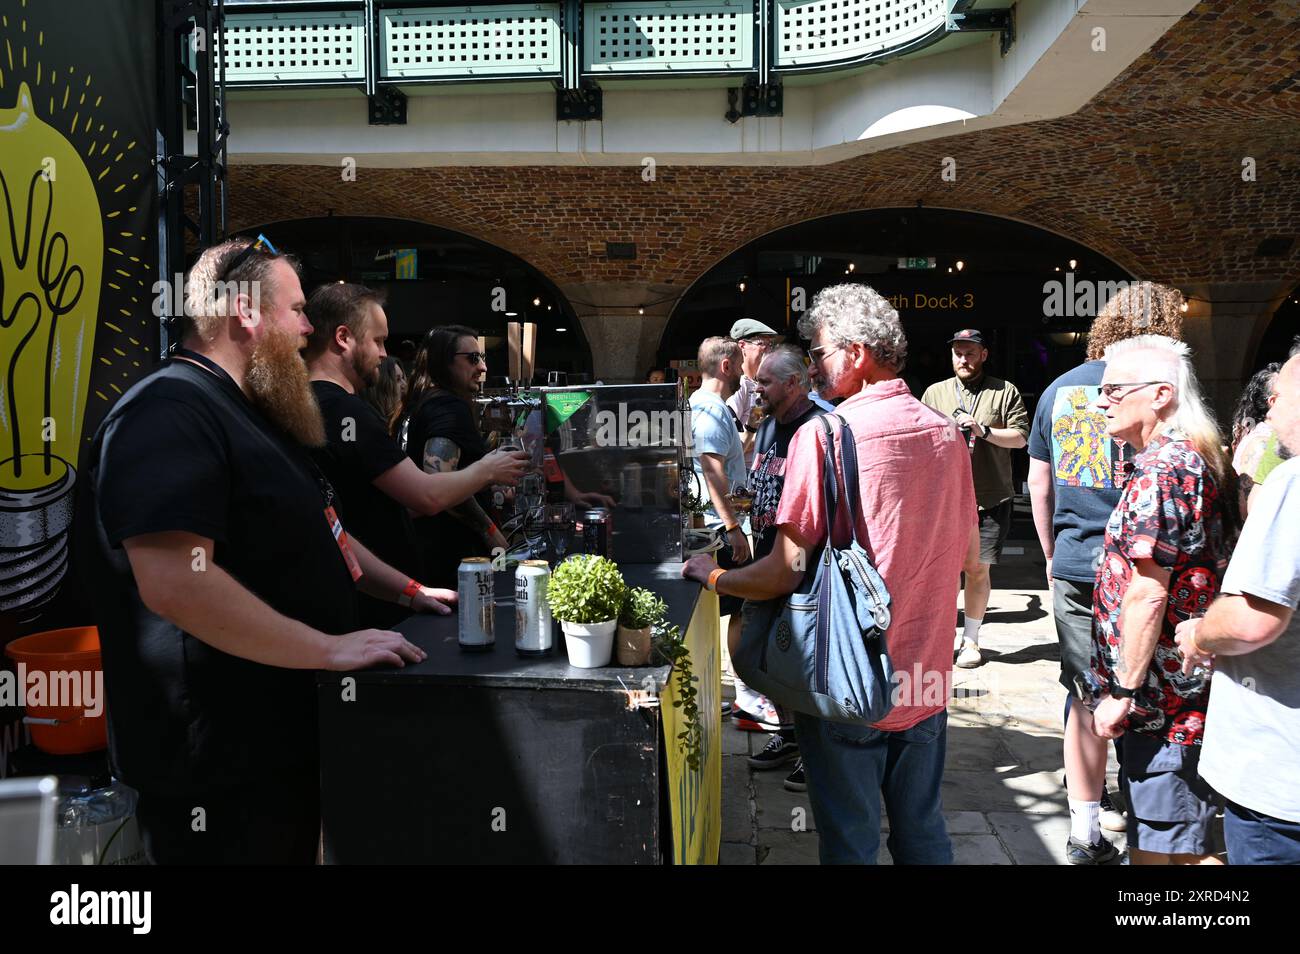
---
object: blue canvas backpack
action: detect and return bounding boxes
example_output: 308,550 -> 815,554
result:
733,414 -> 895,725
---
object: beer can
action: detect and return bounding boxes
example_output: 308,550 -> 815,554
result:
457,558 -> 495,651
514,560 -> 553,656
581,507 -> 612,559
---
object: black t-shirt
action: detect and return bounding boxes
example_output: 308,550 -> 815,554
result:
73,351 -> 358,797
311,380 -> 420,628
749,399 -> 826,560
401,391 -> 488,588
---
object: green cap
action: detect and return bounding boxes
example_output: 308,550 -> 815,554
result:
729,318 -> 781,340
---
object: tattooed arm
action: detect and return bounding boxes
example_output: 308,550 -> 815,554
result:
422,437 -> 508,551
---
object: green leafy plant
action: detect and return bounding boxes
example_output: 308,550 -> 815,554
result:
546,554 -> 627,624
619,587 -> 666,630
653,621 -> 702,772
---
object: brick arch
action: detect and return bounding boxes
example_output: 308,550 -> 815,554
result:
666,202 -> 1145,321
225,165 -> 580,292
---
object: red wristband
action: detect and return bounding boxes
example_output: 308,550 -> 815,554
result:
399,579 -> 423,607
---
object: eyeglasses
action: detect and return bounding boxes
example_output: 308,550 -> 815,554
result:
807,345 -> 842,365
1099,381 -> 1169,400
221,233 -> 279,280
454,351 -> 486,365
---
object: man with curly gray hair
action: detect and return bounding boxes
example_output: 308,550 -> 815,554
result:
683,283 -> 978,863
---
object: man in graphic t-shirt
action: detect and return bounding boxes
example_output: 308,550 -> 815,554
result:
1027,279 -> 1187,864
743,345 -> 826,790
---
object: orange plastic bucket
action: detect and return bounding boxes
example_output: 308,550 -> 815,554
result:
4,626 -> 107,755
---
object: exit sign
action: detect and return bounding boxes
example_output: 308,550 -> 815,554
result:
898,257 -> 937,270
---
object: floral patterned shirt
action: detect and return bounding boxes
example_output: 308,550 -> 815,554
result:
1090,428 -> 1231,745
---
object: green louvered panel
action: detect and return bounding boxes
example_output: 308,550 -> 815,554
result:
380,5 -> 563,79
585,1 -> 753,74
217,10 -> 367,84
775,0 -> 946,67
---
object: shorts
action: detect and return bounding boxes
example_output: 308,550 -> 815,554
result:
976,500 -> 1013,564
716,534 -> 745,618
1052,578 -> 1095,695
1120,731 -> 1222,855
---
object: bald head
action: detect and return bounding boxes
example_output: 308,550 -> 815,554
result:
1269,354 -> 1300,458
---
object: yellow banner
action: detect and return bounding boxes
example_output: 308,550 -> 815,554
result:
662,590 -> 722,864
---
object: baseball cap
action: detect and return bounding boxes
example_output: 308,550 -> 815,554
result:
948,329 -> 987,347
730,318 -> 781,341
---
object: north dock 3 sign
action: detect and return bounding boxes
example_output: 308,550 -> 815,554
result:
0,0 -> 156,621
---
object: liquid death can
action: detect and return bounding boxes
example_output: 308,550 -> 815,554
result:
457,558 -> 495,651
514,560 -> 553,656
581,507 -> 612,559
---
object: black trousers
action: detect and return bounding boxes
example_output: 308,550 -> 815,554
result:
135,777 -> 320,865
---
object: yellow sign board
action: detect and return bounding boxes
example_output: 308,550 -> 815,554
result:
662,590 -> 722,864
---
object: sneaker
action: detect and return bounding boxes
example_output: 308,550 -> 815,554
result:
1066,835 -> 1123,865
747,733 -> 799,770
721,701 -> 733,720
783,759 -> 807,792
955,640 -> 981,669
1100,788 -> 1128,832
733,705 -> 782,732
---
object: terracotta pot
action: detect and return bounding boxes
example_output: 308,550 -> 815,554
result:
616,624 -> 653,667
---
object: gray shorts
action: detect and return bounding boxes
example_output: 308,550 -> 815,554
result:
976,501 -> 1013,564
1052,578 -> 1094,695
1120,731 -> 1222,855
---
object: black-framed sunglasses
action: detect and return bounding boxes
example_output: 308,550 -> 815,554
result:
1099,381 -> 1168,400
221,233 -> 279,280
454,351 -> 486,365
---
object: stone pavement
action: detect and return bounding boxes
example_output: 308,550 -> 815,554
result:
719,557 -> 1128,865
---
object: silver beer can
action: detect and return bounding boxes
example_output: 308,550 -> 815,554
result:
514,560 -> 553,656
457,557 -> 495,651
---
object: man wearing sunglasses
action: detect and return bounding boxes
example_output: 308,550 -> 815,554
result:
1027,280 -> 1187,863
727,319 -> 784,465
75,237 -> 454,864
304,284 -> 528,627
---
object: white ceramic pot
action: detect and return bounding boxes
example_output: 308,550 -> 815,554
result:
561,619 -> 617,668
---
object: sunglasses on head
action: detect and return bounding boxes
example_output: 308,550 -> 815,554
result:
220,233 -> 279,280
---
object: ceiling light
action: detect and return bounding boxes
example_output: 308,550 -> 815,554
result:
1069,259 -> 1078,270
955,260 -> 965,271
555,327 -> 567,332
533,297 -> 541,306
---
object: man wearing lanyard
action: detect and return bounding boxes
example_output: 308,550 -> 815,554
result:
75,237 -> 453,864
921,330 -> 1030,669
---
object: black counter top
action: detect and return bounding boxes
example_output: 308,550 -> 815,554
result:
317,561 -> 702,692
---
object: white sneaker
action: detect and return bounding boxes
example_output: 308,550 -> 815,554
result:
955,641 -> 981,669
1100,788 -> 1128,832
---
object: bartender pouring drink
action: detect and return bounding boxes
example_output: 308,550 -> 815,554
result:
304,284 -> 529,627
75,239 -> 455,865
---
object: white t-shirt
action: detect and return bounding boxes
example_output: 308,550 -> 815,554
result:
1199,455 -> 1300,823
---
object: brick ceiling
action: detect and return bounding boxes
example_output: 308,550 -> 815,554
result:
228,1 -> 1300,295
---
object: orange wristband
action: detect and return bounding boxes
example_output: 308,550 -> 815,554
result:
398,579 -> 423,607
707,568 -> 728,591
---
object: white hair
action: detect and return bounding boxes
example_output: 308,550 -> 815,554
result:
758,345 -> 810,391
1103,334 -> 1227,483
799,283 -> 907,373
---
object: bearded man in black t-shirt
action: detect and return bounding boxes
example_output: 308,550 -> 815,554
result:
75,240 -> 458,864
303,285 -> 527,626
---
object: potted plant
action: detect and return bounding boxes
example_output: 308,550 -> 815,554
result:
617,587 -> 666,666
546,555 -> 628,668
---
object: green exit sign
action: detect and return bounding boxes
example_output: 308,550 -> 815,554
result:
898,257 -> 937,270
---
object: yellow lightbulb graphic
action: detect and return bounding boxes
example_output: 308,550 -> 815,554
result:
0,81 -> 104,610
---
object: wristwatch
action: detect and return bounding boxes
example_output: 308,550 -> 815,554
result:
1109,682 -> 1136,699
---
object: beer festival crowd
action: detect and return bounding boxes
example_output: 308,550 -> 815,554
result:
77,236 -> 1299,865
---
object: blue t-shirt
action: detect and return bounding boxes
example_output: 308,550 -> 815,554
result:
689,388 -> 748,523
1027,360 -> 1130,583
